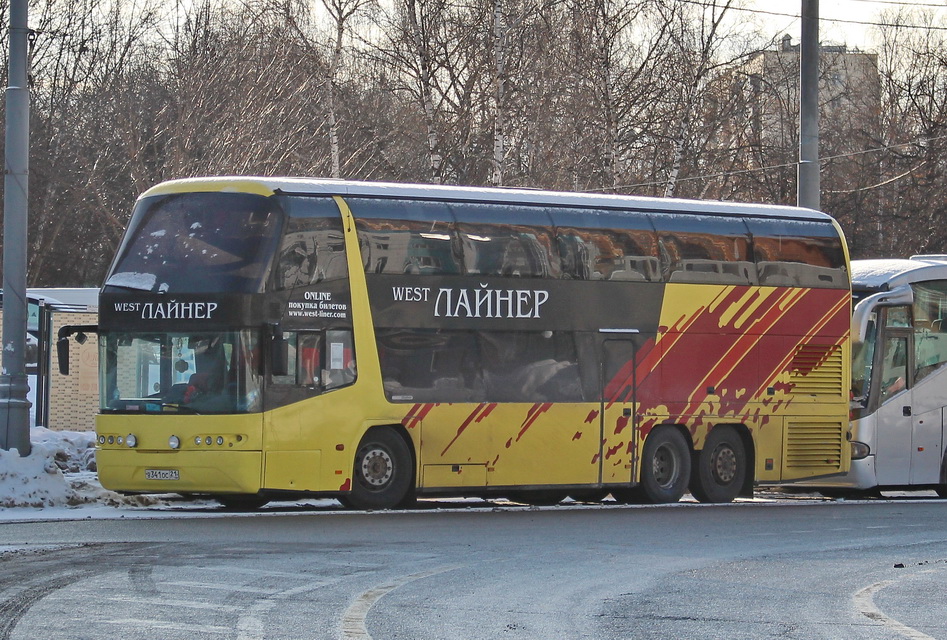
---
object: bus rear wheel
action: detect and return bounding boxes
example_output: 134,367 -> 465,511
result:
347,428 -> 414,510
638,427 -> 691,504
690,426 -> 746,503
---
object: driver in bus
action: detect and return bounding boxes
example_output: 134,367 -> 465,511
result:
184,335 -> 226,404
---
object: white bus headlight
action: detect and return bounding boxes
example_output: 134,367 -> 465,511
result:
851,441 -> 870,460
169,435 -> 181,449
126,434 -> 137,448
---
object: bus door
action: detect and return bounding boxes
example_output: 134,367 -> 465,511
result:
874,324 -> 913,485
600,336 -> 637,485
908,376 -> 945,485
873,305 -> 946,486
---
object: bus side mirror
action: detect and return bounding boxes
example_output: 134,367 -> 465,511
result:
270,325 -> 288,377
57,337 -> 71,376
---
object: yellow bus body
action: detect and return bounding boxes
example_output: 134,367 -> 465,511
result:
95,178 -> 851,503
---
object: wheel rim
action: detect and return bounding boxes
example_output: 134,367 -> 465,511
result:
358,445 -> 394,489
652,443 -> 680,489
711,444 -> 737,485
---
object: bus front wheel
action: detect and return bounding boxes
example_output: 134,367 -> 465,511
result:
690,426 -> 746,503
638,427 -> 691,503
347,428 -> 414,510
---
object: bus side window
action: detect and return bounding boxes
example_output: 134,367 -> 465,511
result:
271,333 -> 298,386
452,202 -> 559,279
325,329 -> 356,390
912,281 -> 947,383
297,333 -> 323,387
880,335 -> 909,400
274,217 -> 348,290
651,212 -> 755,285
746,217 -> 846,288
347,198 -> 461,276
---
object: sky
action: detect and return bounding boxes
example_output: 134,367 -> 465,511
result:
741,0 -> 946,50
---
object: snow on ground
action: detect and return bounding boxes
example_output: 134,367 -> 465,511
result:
0,427 -> 164,511
0,427 -> 339,522
1,429 -> 940,524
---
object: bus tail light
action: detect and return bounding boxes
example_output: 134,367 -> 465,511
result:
851,441 -> 870,460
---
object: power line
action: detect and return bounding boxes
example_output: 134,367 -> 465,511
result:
595,134 -> 947,192
676,0 -> 947,31
848,0 -> 946,8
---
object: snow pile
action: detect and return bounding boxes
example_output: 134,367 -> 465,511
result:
0,427 -> 163,508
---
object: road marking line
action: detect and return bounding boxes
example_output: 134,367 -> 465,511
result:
162,581 -> 280,594
105,618 -> 231,634
236,578 -> 344,640
854,581 -> 935,640
107,595 -> 243,611
339,566 -> 458,640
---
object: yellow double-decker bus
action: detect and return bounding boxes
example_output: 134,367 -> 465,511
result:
90,178 -> 852,508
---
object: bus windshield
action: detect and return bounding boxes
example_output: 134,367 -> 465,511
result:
105,192 -> 282,293
101,330 -> 262,414
851,310 -> 877,407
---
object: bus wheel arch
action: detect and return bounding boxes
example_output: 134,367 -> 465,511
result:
635,425 -> 692,504
690,424 -> 752,503
346,425 -> 416,510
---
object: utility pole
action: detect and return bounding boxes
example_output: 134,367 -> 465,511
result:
0,0 -> 32,455
798,0 -> 820,210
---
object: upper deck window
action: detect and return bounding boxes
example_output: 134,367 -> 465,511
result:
273,196 -> 348,290
651,212 -> 755,285
451,202 -> 559,279
746,217 -> 847,288
549,208 -> 659,281
106,192 -> 282,294
348,198 -> 462,275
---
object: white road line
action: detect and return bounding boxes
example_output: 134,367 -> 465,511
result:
162,581 -> 281,594
203,566 -> 323,579
106,595 -> 243,611
339,567 -> 458,640
105,618 -> 231,634
853,581 -> 936,640
235,578 -> 344,640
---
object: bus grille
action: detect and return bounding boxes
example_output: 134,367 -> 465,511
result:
785,421 -> 844,470
789,344 -> 844,396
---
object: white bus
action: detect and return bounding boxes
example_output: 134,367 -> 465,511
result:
806,256 -> 947,497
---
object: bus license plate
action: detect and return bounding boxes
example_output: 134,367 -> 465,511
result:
145,469 -> 179,481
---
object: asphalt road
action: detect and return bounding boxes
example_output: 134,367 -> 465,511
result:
0,498 -> 945,639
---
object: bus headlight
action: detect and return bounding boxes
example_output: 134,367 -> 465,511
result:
851,441 -> 870,460
169,435 -> 181,450
126,434 -> 137,448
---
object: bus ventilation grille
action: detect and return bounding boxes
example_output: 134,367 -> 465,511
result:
785,421 -> 844,470
789,344 -> 843,396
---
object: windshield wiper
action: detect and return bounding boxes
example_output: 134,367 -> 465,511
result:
160,403 -> 201,415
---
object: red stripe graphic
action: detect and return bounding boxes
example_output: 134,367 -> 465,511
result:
516,403 -> 553,442
440,402 -> 497,456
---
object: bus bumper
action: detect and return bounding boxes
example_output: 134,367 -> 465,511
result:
793,455 -> 877,490
96,449 -> 263,494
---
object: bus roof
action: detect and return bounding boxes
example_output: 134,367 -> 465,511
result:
140,177 -> 834,222
852,256 -> 947,291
